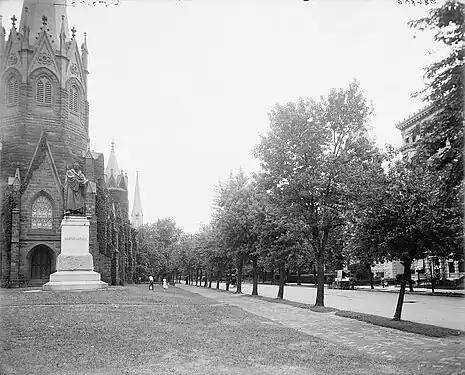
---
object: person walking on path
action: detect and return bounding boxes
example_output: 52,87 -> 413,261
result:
163,278 -> 168,289
148,275 -> 154,290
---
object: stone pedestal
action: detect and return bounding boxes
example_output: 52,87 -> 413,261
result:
43,216 -> 108,291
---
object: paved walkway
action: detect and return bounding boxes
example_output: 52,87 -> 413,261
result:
203,282 -> 465,330
179,285 -> 465,375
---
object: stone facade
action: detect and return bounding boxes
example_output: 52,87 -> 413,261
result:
0,1 -> 136,287
396,104 -> 436,160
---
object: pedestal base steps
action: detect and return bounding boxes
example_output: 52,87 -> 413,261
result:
43,271 -> 108,291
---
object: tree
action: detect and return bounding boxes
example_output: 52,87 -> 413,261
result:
171,233 -> 196,284
352,157 -> 455,321
136,218 -> 182,281
213,170 -> 260,294
254,80 -> 377,306
409,0 -> 464,260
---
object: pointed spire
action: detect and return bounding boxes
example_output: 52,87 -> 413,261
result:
81,32 -> 88,70
105,141 -> 121,183
107,172 -> 117,188
131,170 -> 144,229
60,15 -> 67,38
10,166 -> 21,192
59,15 -> 67,54
82,32 -> 88,50
22,8 -> 28,32
21,8 -> 30,50
0,16 -> 5,58
117,169 -> 128,191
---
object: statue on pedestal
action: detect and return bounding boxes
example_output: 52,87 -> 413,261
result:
64,162 -> 89,216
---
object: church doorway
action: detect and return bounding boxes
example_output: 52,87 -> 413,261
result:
29,245 -> 54,285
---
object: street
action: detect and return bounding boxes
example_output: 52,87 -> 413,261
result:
206,282 -> 465,331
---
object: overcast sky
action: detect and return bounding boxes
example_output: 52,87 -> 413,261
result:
0,0 -> 446,234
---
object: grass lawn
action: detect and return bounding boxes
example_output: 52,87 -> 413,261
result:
334,310 -> 463,338
0,285 -> 402,375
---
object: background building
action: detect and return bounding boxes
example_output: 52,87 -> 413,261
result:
370,104 -> 464,283
396,104 -> 436,159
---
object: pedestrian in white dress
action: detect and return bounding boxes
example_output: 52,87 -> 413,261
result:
163,278 -> 168,289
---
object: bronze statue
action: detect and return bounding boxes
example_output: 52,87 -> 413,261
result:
64,162 -> 89,216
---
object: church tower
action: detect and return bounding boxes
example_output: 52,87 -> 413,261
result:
0,0 -> 89,179
0,0 -> 136,288
0,0 -> 90,287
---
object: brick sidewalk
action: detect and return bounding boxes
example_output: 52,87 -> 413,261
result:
179,285 -> 465,375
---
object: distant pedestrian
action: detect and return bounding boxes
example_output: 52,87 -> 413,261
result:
185,276 -> 188,285
149,275 -> 154,290
163,278 -> 168,289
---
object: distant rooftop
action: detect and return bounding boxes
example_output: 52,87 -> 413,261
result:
395,104 -> 436,131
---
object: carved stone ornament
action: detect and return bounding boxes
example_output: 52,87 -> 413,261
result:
7,53 -> 18,66
37,51 -> 53,66
70,63 -> 79,76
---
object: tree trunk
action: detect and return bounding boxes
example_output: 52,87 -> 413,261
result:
226,264 -> 232,291
195,268 -> 199,286
216,269 -> 221,289
367,263 -> 374,289
393,260 -> 412,321
277,263 -> 285,299
236,258 -> 243,294
297,269 -> 301,285
314,255 -> 325,306
199,268 -> 203,287
252,255 -> 258,296
313,265 -> 317,287
208,267 -> 213,288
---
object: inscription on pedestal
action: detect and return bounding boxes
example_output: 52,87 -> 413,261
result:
61,217 -> 90,255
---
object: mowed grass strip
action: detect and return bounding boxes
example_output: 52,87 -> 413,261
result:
206,286 -> 462,338
334,310 -> 463,338
0,285 -> 401,375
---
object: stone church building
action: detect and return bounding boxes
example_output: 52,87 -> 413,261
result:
0,0 -> 141,287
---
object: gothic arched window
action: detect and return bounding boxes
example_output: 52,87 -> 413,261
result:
6,76 -> 19,105
31,196 -> 53,229
36,76 -> 52,104
69,84 -> 79,113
